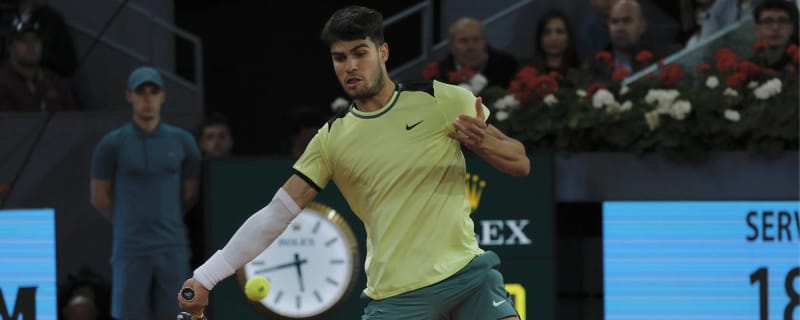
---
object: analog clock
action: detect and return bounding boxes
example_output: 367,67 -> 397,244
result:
236,202 -> 360,319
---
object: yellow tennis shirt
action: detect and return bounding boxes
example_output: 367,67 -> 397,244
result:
293,80 -> 490,299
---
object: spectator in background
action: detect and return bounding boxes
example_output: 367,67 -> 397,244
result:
186,112 -> 235,269
750,0 -> 799,69
701,0 -> 765,40
434,16 -> 519,93
589,0 -> 669,78
58,266 -> 112,320
578,0 -> 621,61
90,66 -> 202,320
198,112 -> 234,160
0,16 -> 75,111
11,0 -> 78,77
288,106 -> 328,159
682,0 -> 717,48
528,9 -> 582,87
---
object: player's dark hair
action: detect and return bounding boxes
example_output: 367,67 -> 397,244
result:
320,5 -> 384,47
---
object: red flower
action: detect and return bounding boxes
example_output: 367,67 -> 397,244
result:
611,67 -> 632,81
735,61 -> 761,78
753,40 -> 768,50
725,72 -> 747,87
714,48 -> 739,72
635,50 -> 654,64
763,68 -> 776,76
421,61 -> 439,80
659,63 -> 685,86
0,184 -> 9,195
788,65 -> 797,74
508,66 -> 540,103
595,51 -> 612,63
586,82 -> 608,97
532,75 -> 559,97
787,44 -> 800,63
696,63 -> 712,73
447,66 -> 476,83
595,51 -> 613,68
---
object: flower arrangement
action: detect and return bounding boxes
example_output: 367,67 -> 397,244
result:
473,45 -> 799,163
422,61 -> 489,95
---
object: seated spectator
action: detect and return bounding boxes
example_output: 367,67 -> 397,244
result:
288,106 -> 329,159
588,0 -> 674,79
57,266 -> 112,320
434,17 -> 519,92
198,112 -> 234,160
527,8 -> 582,87
750,0 -> 799,70
0,17 -> 76,112
701,0 -> 764,40
578,0 -> 621,61
682,0 -> 717,48
12,0 -> 78,77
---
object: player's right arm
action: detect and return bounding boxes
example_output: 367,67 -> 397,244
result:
178,174 -> 320,316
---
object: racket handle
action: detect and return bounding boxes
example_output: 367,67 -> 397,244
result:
179,288 -> 207,319
177,311 -> 207,320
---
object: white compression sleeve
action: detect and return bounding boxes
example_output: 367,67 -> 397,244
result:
193,188 -> 301,290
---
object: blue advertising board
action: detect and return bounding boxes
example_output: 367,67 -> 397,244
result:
603,201 -> 799,320
0,209 -> 56,320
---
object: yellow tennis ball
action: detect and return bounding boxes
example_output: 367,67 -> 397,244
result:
244,276 -> 270,301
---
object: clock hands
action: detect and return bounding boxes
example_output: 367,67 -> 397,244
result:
294,253 -> 305,292
255,254 -> 308,274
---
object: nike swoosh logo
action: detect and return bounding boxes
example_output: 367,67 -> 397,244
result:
492,300 -> 506,307
405,120 -> 424,130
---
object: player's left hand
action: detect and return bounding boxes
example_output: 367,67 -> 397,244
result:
448,96 -> 489,152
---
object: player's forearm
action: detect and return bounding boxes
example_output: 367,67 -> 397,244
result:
193,187 -> 302,290
472,126 -> 530,176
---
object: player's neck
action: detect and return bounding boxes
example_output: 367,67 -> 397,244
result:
354,80 -> 396,113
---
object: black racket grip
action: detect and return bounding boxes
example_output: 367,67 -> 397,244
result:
177,311 -> 207,320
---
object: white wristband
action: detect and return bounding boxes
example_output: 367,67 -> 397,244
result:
194,250 -> 235,290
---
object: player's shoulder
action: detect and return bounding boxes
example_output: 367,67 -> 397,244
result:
398,80 -> 472,101
324,105 -> 349,133
97,123 -> 132,146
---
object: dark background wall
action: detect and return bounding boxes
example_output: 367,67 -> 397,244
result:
173,0 -> 435,155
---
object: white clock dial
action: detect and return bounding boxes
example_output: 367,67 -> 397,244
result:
238,202 -> 360,319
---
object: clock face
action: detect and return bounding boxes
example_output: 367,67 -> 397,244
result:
237,202 -> 360,319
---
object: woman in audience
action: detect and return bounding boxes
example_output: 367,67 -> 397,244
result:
527,9 -> 582,87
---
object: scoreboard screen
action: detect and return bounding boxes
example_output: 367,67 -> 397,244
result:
0,209 -> 56,319
603,201 -> 799,320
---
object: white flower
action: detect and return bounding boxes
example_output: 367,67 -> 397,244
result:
493,94 -> 519,111
724,109 -> 741,122
644,111 -> 660,131
723,88 -> 739,97
620,100 -> 633,111
705,76 -> 719,89
469,73 -> 488,94
543,94 -> 558,107
748,81 -> 759,89
753,78 -> 783,100
645,89 -> 680,114
576,89 -> 587,97
592,89 -> 616,109
495,110 -> 509,122
331,97 -> 350,112
605,101 -> 622,113
619,86 -> 630,96
670,100 -> 692,120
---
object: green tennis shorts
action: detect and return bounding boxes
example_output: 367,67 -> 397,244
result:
361,251 -> 518,320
